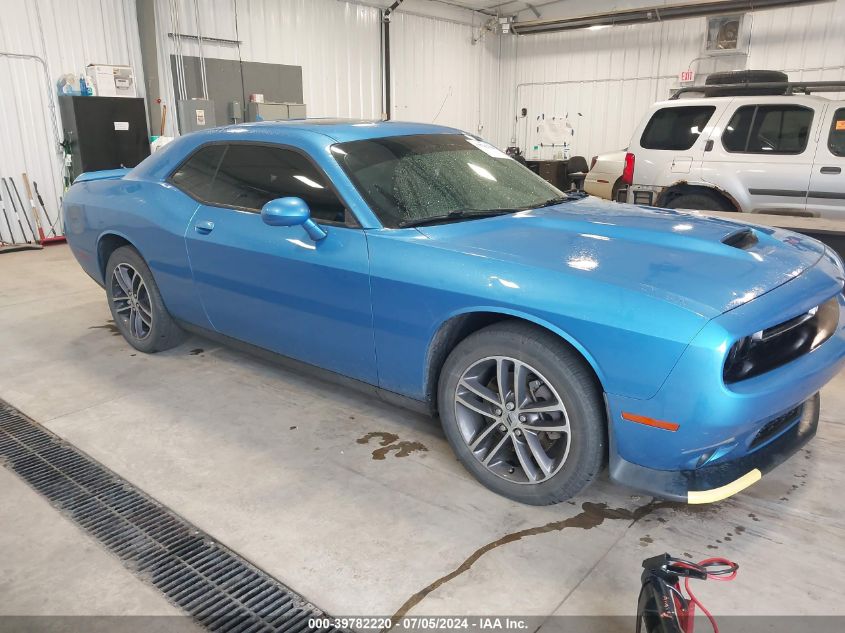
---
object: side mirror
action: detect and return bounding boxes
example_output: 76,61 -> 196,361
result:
260,197 -> 327,241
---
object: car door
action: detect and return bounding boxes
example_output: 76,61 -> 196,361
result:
807,104 -> 845,219
703,100 -> 819,214
178,142 -> 378,384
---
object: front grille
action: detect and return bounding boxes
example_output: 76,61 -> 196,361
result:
0,399 -> 340,633
750,404 -> 803,449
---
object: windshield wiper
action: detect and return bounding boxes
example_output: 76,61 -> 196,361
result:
471,195 -> 578,216
532,195 -> 576,209
398,209 -> 514,228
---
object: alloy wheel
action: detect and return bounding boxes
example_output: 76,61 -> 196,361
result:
454,356 -> 571,484
110,263 -> 153,340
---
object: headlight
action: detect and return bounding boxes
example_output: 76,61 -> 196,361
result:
724,297 -> 839,383
724,336 -> 754,383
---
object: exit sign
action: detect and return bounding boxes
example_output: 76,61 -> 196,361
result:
680,69 -> 695,83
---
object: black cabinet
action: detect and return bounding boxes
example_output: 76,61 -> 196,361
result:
525,159 -> 571,190
59,96 -> 150,179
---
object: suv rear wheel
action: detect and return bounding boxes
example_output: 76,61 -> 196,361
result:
437,321 -> 606,505
665,191 -> 735,212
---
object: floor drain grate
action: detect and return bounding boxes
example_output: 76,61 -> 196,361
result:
0,400 -> 342,633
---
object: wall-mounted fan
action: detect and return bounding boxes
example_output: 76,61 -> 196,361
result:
706,15 -> 743,51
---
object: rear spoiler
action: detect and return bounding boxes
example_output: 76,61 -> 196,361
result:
74,168 -> 132,184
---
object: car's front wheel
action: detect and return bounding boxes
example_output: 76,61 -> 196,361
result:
105,245 -> 186,353
437,321 -> 606,505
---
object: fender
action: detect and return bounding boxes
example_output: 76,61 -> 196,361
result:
656,180 -> 741,211
96,230 -> 139,283
423,306 -> 609,410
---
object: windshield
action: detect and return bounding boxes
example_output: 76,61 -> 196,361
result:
332,134 -> 565,228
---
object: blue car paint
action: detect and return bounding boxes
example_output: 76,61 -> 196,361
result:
184,205 -> 378,384
63,119 -> 845,500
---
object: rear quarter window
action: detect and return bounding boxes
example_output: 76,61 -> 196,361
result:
829,108 -> 845,157
170,145 -> 225,201
640,106 -> 716,151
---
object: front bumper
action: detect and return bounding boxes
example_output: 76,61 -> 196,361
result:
605,248 -> 844,502
609,393 -> 819,502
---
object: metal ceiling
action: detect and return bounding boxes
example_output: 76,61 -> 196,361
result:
424,0 -> 527,15
511,0 -> 835,33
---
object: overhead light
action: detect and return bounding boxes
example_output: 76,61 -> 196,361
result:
586,24 -> 612,30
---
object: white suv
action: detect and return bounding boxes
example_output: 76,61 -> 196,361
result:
624,92 -> 845,219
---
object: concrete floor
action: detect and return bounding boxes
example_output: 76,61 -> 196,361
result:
2,244 -> 845,624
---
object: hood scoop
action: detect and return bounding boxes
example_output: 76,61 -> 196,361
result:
722,227 -> 758,250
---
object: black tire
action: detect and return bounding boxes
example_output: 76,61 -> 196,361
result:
437,321 -> 606,505
665,191 -> 735,212
611,178 -> 624,203
105,245 -> 186,353
704,70 -> 788,97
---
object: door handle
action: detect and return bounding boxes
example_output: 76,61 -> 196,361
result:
820,166 -> 841,174
194,220 -> 215,234
704,139 -> 714,152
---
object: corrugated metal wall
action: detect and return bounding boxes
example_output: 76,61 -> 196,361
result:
0,0 -> 143,243
389,11 -> 504,144
747,1 -> 845,87
239,0 -> 382,119
502,18 -> 703,161
500,0 -> 845,162
152,0 -> 383,137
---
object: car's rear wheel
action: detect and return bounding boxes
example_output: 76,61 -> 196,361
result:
665,191 -> 735,212
437,321 -> 606,505
105,246 -> 186,353
611,178 -> 624,202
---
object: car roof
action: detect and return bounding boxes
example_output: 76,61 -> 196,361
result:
128,118 -> 470,184
192,119 -> 464,144
654,94 -> 840,108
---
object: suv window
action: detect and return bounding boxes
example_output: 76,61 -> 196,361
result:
722,105 -> 814,154
170,145 -> 225,201
640,106 -> 716,151
829,108 -> 845,157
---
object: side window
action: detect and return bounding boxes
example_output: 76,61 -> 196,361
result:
208,144 -> 348,224
170,145 -> 225,201
721,107 -> 754,152
640,106 -> 716,151
722,105 -> 814,154
829,108 -> 845,157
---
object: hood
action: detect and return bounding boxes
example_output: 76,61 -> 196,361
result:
415,198 -> 825,318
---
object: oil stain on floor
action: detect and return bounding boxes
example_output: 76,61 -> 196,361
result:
356,431 -> 428,460
386,498 -> 686,627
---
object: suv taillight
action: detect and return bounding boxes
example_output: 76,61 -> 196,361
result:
590,156 -> 598,171
622,152 -> 635,185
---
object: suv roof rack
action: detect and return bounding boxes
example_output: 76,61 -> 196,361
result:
670,81 -> 845,100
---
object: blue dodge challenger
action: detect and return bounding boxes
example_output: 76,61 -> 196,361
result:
63,120 -> 845,505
